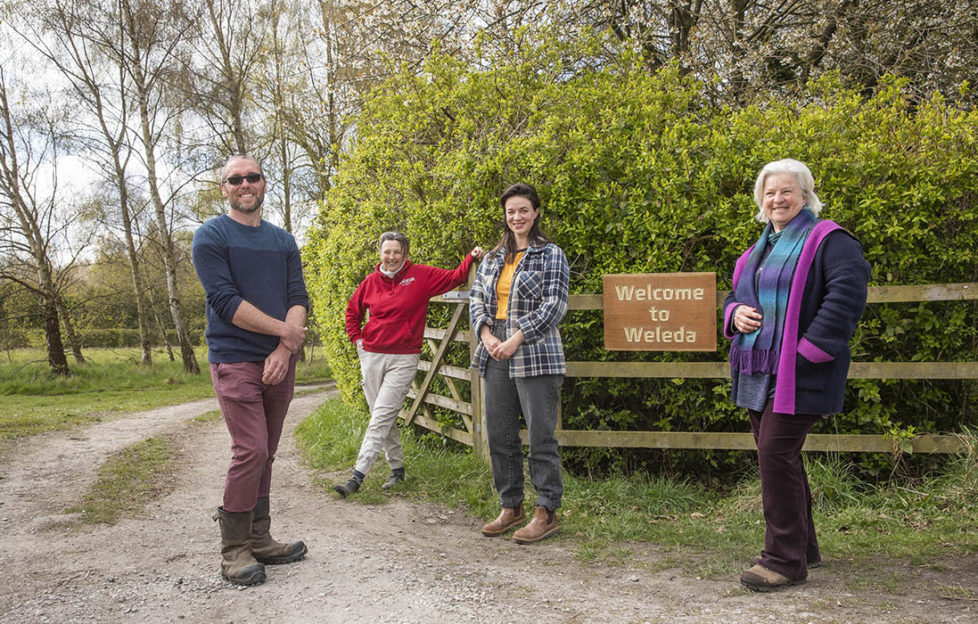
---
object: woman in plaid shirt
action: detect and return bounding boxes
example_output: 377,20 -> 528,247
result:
470,183 -> 570,544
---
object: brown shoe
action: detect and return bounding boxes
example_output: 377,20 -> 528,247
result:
740,564 -> 805,592
481,507 -> 525,537
751,555 -> 821,569
512,506 -> 560,544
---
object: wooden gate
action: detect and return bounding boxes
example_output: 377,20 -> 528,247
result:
403,275 -> 978,457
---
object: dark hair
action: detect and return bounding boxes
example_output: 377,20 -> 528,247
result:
492,183 -> 551,262
378,231 -> 410,256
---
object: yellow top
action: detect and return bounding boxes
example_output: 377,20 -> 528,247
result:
494,251 -> 525,320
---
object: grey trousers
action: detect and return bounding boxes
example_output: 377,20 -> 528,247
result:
482,325 -> 564,511
354,349 -> 419,476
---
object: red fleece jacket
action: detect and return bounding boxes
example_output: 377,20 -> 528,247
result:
345,254 -> 475,354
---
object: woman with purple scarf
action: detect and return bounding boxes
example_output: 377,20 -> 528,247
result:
724,159 -> 870,591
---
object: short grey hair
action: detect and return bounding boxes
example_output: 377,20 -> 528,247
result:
221,154 -> 263,182
378,231 -> 409,255
752,159 -> 823,223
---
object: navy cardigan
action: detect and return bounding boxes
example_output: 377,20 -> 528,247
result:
724,222 -> 871,415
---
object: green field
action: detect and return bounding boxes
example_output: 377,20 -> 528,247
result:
0,347 -> 331,440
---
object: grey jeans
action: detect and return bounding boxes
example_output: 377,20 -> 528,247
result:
354,349 -> 420,476
482,323 -> 564,511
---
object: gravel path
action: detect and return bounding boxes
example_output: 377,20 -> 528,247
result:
1,385 -> 976,623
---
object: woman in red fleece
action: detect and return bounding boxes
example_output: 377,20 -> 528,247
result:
334,231 -> 484,496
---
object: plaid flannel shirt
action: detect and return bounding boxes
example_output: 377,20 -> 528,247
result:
469,242 -> 569,378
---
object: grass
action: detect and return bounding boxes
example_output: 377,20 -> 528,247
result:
65,436 -> 175,524
296,398 -> 495,509
62,409 -> 230,525
0,347 -> 331,440
296,398 -> 978,581
190,409 -> 224,425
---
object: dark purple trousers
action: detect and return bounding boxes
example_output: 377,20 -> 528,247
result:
748,401 -> 822,580
210,359 -> 296,512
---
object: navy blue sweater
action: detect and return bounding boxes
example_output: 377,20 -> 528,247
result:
192,215 -> 308,363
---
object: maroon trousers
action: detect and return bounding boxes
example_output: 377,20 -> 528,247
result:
210,359 -> 296,512
748,401 -> 822,580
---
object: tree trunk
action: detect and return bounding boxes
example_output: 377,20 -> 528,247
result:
106,60 -> 152,366
122,195 -> 153,366
0,72 -> 70,376
42,292 -> 70,376
113,146 -> 152,366
148,288 -> 176,362
121,0 -> 199,375
56,294 -> 84,364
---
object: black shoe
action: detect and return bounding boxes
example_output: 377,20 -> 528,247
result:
382,469 -> 405,490
333,477 -> 361,497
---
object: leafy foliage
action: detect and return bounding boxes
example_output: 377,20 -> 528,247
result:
307,34 -> 978,477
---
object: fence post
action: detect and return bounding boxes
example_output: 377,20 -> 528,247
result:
466,263 -> 489,462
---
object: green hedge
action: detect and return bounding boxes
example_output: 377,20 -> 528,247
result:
306,37 -> 978,474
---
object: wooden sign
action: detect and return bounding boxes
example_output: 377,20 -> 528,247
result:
603,272 -> 717,351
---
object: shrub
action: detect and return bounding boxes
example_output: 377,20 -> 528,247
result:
306,34 -> 978,478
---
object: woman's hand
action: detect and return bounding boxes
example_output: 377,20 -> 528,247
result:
734,305 -> 763,334
470,246 -> 485,260
489,330 -> 524,361
480,324 -> 502,359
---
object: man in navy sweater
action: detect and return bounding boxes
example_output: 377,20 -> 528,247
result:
192,155 -> 309,586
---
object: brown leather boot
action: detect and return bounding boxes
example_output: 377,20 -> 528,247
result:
481,507 -> 525,537
513,505 -> 560,544
751,555 -> 821,569
215,507 -> 266,586
739,564 -> 805,592
250,496 -> 308,565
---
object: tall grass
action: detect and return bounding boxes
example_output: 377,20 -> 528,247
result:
297,398 -> 978,578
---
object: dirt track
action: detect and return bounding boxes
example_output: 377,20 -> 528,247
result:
1,385 -> 976,623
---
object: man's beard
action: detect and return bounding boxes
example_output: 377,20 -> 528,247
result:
231,197 -> 263,213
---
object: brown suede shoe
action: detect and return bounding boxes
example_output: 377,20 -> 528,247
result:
740,564 -> 805,592
751,555 -> 821,569
481,507 -> 525,537
512,506 -> 560,544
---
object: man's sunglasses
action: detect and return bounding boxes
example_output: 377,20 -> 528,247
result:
223,173 -> 263,186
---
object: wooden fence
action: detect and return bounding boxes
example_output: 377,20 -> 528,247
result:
403,278 -> 978,459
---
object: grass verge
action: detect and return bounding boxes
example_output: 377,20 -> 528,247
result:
64,409 -> 229,525
296,398 -> 978,581
0,347 -> 330,440
65,436 -> 175,525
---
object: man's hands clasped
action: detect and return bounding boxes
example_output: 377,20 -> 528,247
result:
263,321 -> 307,385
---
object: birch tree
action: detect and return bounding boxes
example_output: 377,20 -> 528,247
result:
17,0 -> 157,365
118,0 -> 200,374
0,69 -> 78,375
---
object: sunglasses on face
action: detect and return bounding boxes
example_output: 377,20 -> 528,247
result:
223,173 -> 263,186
